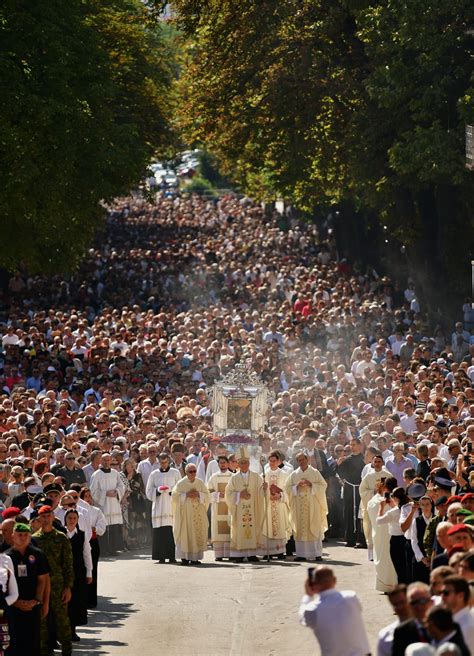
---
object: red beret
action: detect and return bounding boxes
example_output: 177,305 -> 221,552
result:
461,493 -> 474,502
38,505 -> 53,515
447,495 -> 462,505
2,507 -> 20,520
447,523 -> 471,536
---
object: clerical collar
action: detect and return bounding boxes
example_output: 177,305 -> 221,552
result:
100,467 -> 111,473
160,467 -> 170,473
241,471 -> 249,478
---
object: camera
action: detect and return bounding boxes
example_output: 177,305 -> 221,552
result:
384,492 -> 391,500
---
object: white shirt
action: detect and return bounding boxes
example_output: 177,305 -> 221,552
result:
376,506 -> 404,536
399,503 -> 415,539
299,589 -> 370,656
0,554 -> 19,606
453,606 -> 474,654
137,458 -> 160,487
377,619 -> 399,656
400,413 -> 417,434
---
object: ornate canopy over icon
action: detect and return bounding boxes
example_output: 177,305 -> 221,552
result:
210,362 -> 273,445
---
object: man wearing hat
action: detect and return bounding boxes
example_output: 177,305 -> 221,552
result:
34,505 -> 74,656
446,524 -> 474,552
170,442 -> 187,477
461,492 -> 474,514
10,476 -> 42,511
6,522 -> 50,656
225,447 -> 264,562
286,452 -> 328,561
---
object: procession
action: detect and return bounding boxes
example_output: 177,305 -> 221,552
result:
0,190 -> 473,656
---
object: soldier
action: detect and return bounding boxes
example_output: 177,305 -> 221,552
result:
6,522 -> 50,656
33,504 -> 74,656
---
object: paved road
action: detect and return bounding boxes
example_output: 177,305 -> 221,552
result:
73,542 -> 393,656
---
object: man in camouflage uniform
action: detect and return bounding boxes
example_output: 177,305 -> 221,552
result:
33,504 -> 74,656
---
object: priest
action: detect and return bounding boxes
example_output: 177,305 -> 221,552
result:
359,454 -> 391,561
207,455 -> 232,561
285,452 -> 328,561
90,453 -> 125,555
146,453 -> 181,563
262,450 -> 290,559
172,463 -> 210,565
225,446 -> 264,563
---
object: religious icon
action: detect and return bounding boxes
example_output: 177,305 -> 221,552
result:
227,398 -> 252,430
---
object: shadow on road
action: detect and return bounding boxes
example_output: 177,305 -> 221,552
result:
74,596 -> 137,654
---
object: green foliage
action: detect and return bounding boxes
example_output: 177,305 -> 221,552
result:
183,175 -> 216,196
172,0 -> 474,301
0,0 -> 174,273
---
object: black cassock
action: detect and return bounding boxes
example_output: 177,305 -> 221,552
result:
337,453 -> 366,547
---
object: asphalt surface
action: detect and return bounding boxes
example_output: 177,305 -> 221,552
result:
72,541 -> 393,655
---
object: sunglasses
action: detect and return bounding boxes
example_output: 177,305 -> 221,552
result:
409,598 -> 431,606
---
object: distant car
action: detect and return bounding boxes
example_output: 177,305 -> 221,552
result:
150,161 -> 166,173
163,170 -> 178,187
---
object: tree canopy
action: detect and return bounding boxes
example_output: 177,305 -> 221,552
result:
173,0 -> 474,303
0,0 -> 174,273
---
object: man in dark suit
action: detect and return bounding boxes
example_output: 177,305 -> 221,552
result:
427,606 -> 470,656
300,428 -> 331,480
392,582 -> 433,656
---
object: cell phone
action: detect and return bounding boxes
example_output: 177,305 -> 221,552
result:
464,455 -> 471,466
384,492 -> 391,500
468,442 -> 472,453
307,567 -> 315,580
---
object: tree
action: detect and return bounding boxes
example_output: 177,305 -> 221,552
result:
173,0 -> 474,311
0,0 -> 174,273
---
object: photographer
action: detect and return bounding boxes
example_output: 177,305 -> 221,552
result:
376,487 -> 411,584
298,565 -> 370,656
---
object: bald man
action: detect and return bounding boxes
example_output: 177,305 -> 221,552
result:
299,566 -> 370,655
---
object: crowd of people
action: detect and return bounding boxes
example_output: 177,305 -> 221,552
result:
0,190 -> 473,654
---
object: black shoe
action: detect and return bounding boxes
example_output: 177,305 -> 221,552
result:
71,632 -> 81,642
277,554 -> 286,560
345,542 -> 355,548
181,559 -> 189,566
248,556 -> 259,562
315,556 -> 323,562
168,559 -> 177,563
158,559 -> 165,564
232,557 -> 244,563
190,560 -> 201,565
294,556 -> 307,562
216,557 -> 223,562
354,543 -> 367,549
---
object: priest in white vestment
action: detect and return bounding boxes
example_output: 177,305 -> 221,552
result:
172,463 -> 210,565
90,453 -> 126,555
366,480 -> 397,592
225,447 -> 264,562
285,452 -> 328,561
262,451 -> 290,558
207,455 -> 232,560
146,453 -> 181,562
359,455 -> 391,560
